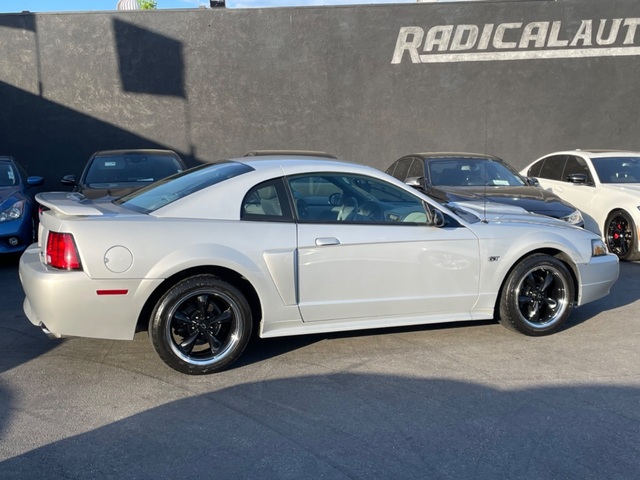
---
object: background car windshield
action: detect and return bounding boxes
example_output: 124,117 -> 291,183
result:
429,158 -> 526,187
592,157 -> 640,184
115,162 -> 253,213
85,154 -> 184,187
0,162 -> 17,187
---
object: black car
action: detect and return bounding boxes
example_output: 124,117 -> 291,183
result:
0,156 -> 44,254
62,149 -> 186,199
386,153 -> 584,227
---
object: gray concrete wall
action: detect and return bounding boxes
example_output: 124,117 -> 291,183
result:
0,0 -> 639,182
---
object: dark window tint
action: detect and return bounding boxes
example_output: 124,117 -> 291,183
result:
86,154 -> 184,187
563,156 -> 592,182
407,158 -> 424,180
526,159 -> 544,177
539,155 -> 566,180
428,158 -> 524,187
388,158 -> 412,182
592,156 -> 640,184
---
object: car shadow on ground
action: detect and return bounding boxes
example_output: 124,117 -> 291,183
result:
565,260 -> 640,328
0,254 -> 63,442
239,260 -> 639,369
2,257 -> 635,379
0,374 -> 638,479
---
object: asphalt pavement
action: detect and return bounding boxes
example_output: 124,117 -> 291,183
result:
0,255 -> 638,479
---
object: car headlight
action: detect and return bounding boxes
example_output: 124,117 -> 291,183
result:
591,238 -> 608,257
561,209 -> 583,226
0,200 -> 25,222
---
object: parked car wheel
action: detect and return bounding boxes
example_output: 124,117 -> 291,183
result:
605,210 -> 640,261
498,254 -> 574,336
149,275 -> 252,374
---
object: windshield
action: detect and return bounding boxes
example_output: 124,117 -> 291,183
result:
591,156 -> 640,184
115,161 -> 254,213
0,162 -> 17,187
85,153 -> 184,187
428,158 -> 526,187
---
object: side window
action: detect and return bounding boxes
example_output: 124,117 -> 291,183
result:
562,156 -> 592,183
241,179 -> 292,221
388,158 -> 412,182
406,158 -> 424,180
539,155 -> 566,181
526,159 -> 544,177
287,173 -> 430,225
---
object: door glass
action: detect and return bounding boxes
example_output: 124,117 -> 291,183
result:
562,156 -> 592,183
406,158 -> 424,181
539,155 -> 566,180
287,173 -> 429,224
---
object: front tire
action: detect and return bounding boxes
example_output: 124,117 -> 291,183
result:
498,254 -> 574,336
605,210 -> 640,261
149,275 -> 252,374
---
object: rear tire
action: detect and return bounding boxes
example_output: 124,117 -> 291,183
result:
498,254 -> 574,336
149,275 -> 252,374
605,210 -> 640,261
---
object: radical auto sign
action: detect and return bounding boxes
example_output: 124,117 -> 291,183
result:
391,18 -> 640,64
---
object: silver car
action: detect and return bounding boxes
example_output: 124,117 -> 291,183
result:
19,155 -> 619,374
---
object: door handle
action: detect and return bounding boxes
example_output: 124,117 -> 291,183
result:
315,237 -> 340,246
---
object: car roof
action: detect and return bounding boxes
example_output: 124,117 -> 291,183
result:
219,156 -> 383,179
243,150 -> 338,159
407,152 -> 503,161
546,149 -> 640,158
93,149 -> 181,157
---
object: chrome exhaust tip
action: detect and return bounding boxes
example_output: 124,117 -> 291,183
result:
39,323 -> 63,339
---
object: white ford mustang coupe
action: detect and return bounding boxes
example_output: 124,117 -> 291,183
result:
19,155 -> 619,374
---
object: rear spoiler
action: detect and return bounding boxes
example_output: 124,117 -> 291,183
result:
36,192 -> 104,216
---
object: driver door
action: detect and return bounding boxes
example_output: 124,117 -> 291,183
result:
288,173 -> 481,323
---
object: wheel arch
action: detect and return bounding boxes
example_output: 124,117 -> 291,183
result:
135,265 -> 262,334
493,248 -> 580,317
603,206 -> 629,229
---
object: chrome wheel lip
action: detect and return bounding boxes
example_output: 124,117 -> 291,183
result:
165,288 -> 243,367
514,265 -> 570,330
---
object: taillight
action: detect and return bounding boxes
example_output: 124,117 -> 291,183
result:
46,232 -> 82,270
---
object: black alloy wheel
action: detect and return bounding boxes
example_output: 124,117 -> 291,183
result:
499,254 -> 574,336
605,210 -> 640,261
149,275 -> 252,374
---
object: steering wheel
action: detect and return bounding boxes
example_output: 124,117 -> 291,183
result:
358,202 -> 384,221
337,197 -> 359,221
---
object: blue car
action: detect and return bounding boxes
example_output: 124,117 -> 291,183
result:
0,156 -> 44,255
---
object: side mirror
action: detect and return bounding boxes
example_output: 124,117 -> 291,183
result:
26,176 -> 44,186
431,209 -> 446,227
526,177 -> 540,187
566,173 -> 588,184
61,174 -> 77,186
404,176 -> 424,189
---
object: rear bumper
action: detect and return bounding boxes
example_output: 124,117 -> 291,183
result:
19,244 -> 163,340
576,254 -> 619,306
